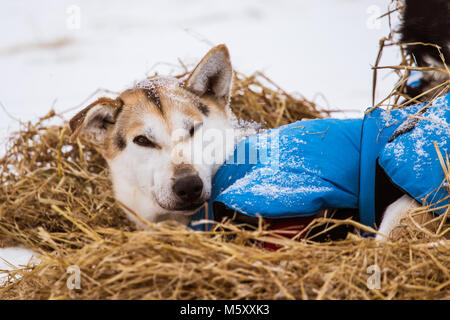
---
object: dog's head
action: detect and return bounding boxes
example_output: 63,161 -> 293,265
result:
69,45 -> 236,226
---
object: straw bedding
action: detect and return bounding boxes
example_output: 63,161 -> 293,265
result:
0,4 -> 449,297
0,69 -> 448,300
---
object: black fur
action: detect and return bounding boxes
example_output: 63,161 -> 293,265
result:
115,133 -> 127,150
198,102 -> 210,116
399,0 -> 449,66
142,88 -> 163,113
374,162 -> 405,228
399,0 -> 450,98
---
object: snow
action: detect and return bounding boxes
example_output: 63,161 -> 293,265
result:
136,76 -> 182,92
0,0 -> 401,147
392,141 -> 405,162
0,0 -> 401,277
224,166 -> 332,199
0,246 -> 38,284
383,97 -> 450,177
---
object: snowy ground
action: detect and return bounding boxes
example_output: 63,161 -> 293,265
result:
0,246 -> 37,284
0,0 -> 401,272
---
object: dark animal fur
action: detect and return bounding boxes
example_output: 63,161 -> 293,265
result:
399,0 -> 450,98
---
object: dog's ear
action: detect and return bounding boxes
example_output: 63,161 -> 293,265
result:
185,44 -> 232,107
69,97 -> 123,144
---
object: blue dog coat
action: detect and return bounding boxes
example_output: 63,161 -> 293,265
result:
190,92 -> 450,232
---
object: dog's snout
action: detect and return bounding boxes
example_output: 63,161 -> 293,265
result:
172,175 -> 203,202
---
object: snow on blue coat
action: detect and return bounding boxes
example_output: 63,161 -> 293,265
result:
190,92 -> 450,232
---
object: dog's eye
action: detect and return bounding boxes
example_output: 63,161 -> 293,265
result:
133,135 -> 156,148
189,122 -> 203,137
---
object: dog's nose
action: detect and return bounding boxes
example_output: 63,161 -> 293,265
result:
172,175 -> 203,202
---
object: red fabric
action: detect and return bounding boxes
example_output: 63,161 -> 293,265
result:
262,216 -> 316,250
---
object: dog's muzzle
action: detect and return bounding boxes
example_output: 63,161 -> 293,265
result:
172,174 -> 204,210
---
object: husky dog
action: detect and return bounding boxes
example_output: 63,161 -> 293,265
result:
70,45 -> 241,227
70,1 -> 448,240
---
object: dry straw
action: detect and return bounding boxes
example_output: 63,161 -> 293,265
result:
0,69 -> 448,300
0,2 -> 449,300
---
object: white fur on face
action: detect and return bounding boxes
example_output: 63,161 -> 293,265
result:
107,99 -> 237,227
71,45 -> 243,228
